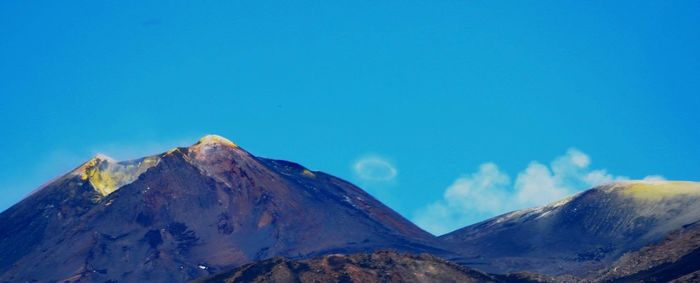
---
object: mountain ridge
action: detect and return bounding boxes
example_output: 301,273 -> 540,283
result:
441,181 -> 700,276
2,135 -> 699,282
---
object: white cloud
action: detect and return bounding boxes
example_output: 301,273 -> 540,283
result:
643,175 -> 666,181
413,148 -> 662,235
443,163 -> 511,214
353,156 -> 398,182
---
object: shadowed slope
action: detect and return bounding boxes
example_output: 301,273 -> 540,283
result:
595,221 -> 700,282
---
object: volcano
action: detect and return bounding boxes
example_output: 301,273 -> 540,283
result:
0,135 -> 444,282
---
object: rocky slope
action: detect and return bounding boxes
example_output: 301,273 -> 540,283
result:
595,221 -> 700,282
196,251 -> 503,283
441,181 -> 700,276
0,135 -> 446,282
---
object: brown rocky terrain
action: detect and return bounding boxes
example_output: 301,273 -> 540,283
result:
197,251 -> 503,283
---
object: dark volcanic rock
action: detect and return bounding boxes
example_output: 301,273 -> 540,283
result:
0,135 -> 446,282
196,251 -> 503,283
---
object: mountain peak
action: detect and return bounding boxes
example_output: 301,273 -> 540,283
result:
442,179 -> 700,275
0,135 -> 440,282
196,134 -> 237,148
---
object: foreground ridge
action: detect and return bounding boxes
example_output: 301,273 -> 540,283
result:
196,251 -> 503,283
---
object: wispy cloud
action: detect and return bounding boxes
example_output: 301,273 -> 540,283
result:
413,148 -> 663,235
353,156 -> 398,182
88,138 -> 196,161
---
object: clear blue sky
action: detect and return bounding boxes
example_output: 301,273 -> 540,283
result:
1,1 -> 699,233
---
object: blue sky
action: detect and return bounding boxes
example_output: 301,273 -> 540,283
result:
1,1 -> 699,234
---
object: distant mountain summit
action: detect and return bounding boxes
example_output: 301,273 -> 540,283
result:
441,181 -> 700,276
0,135 -> 443,282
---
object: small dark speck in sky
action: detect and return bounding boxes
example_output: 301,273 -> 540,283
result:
141,18 -> 161,28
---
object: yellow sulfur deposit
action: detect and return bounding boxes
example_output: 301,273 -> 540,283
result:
616,181 -> 700,201
197,134 -> 238,148
80,155 -> 160,196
